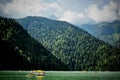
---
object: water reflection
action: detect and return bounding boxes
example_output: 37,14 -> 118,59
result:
26,73 -> 34,78
36,76 -> 44,80
26,73 -> 44,80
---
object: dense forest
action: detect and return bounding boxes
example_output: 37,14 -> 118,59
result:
79,21 -> 120,47
0,16 -> 68,70
17,16 -> 120,71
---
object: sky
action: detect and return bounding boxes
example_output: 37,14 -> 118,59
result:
0,0 -> 120,25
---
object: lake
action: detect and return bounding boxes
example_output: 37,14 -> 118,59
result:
0,71 -> 120,80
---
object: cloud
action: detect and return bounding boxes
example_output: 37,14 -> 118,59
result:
0,0 -> 86,25
86,1 -> 119,22
0,0 -> 119,25
1,0 -> 61,18
58,10 -> 85,24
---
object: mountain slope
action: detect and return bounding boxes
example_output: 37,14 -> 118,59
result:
79,21 -> 120,47
17,16 -> 120,71
0,16 -> 68,70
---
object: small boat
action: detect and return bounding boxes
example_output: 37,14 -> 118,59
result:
30,70 -> 45,76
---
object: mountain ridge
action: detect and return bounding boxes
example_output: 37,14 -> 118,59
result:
0,16 -> 68,70
17,16 -> 120,71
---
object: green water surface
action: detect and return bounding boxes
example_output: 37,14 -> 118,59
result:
0,71 -> 120,80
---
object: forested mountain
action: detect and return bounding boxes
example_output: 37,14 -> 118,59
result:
79,21 -> 120,47
17,16 -> 120,71
0,17 -> 68,70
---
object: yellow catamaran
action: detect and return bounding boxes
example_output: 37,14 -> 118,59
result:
30,70 -> 45,76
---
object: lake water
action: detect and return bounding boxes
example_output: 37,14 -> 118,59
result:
0,71 -> 120,80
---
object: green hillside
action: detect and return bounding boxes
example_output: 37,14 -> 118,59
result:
0,17 -> 68,70
17,16 -> 120,71
80,21 -> 120,47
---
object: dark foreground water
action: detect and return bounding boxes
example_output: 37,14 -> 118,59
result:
0,71 -> 120,80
